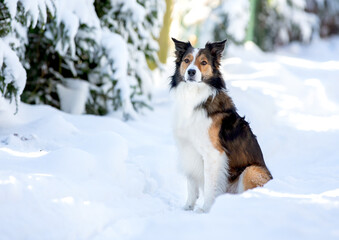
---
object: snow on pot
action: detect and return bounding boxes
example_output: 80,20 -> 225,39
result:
56,78 -> 89,115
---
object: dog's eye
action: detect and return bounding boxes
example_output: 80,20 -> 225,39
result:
201,61 -> 207,66
184,59 -> 189,63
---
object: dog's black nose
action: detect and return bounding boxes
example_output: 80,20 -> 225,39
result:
188,69 -> 196,76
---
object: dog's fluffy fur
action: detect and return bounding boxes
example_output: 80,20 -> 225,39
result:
171,38 -> 272,212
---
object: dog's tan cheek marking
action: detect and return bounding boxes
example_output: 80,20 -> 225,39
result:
242,166 -> 271,191
209,115 -> 224,153
180,54 -> 193,76
195,55 -> 213,79
202,65 -> 213,79
180,63 -> 187,76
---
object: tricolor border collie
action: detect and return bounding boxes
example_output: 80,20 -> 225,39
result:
171,38 -> 272,213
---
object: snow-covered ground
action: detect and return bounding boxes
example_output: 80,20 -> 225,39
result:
1,37 -> 339,239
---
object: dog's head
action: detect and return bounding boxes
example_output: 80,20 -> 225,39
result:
171,38 -> 227,89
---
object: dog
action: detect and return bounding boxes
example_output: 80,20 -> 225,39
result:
170,38 -> 272,213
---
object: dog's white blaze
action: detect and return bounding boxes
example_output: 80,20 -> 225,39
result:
184,48 -> 202,82
172,81 -> 228,212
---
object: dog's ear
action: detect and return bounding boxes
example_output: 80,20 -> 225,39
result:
205,39 -> 227,58
171,38 -> 192,61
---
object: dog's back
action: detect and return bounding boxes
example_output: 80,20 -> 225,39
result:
202,92 -> 272,193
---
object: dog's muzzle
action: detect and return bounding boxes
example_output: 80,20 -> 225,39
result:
186,68 -> 196,81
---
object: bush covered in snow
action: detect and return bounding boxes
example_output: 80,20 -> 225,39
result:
0,0 -> 165,117
253,0 -> 326,51
200,0 -> 250,45
201,0 -> 339,51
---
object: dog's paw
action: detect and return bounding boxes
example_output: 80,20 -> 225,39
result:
183,204 -> 194,211
194,207 -> 207,214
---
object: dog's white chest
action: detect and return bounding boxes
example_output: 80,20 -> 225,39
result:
174,106 -> 210,143
172,82 -> 214,148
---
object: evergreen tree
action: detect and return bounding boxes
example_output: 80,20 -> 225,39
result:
0,0 -> 165,118
0,0 -> 53,113
254,0 -> 318,51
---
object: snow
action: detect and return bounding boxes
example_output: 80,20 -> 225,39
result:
1,37 -> 339,239
4,0 -> 18,19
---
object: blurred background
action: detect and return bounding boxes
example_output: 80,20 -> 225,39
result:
1,0 -> 339,118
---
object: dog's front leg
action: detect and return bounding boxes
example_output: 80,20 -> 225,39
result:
200,151 -> 227,213
176,139 -> 204,211
184,176 -> 199,210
